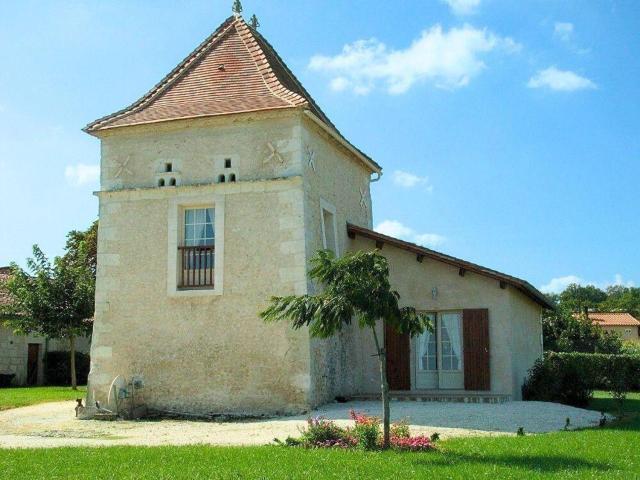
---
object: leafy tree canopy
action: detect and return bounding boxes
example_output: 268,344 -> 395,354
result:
261,249 -> 429,338
0,221 -> 97,388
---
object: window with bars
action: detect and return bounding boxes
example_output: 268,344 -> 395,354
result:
179,207 -> 215,288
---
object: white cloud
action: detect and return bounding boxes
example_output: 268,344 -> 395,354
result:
309,25 -> 520,95
65,163 -> 99,186
442,0 -> 481,16
540,275 -> 583,294
527,66 -> 596,92
553,22 -> 574,42
612,274 -> 635,288
392,170 -> 432,191
540,274 -> 636,294
375,220 -> 446,248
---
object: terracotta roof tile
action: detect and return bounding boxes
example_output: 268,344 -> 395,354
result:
84,16 -> 380,172
585,312 -> 640,327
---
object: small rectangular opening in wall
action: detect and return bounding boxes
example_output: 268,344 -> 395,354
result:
224,158 -> 231,168
165,162 -> 173,172
322,208 -> 337,255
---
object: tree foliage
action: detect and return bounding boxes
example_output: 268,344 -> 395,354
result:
0,221 -> 97,388
542,308 -> 622,354
261,249 -> 431,448
541,281 -> 636,354
600,285 -> 640,319
558,284 -> 607,313
262,250 -> 428,338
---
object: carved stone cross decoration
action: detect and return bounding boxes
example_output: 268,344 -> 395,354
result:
359,187 -> 368,212
264,142 -> 285,165
305,145 -> 316,172
114,156 -> 132,178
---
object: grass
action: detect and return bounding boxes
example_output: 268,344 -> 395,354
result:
0,386 -> 86,411
0,390 -> 638,479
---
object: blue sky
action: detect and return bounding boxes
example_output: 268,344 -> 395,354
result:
0,0 -> 638,293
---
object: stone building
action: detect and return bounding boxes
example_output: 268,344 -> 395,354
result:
83,14 -> 552,415
0,267 -> 91,386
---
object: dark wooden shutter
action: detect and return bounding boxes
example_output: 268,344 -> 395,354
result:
27,343 -> 40,386
463,309 -> 490,391
385,323 -> 410,391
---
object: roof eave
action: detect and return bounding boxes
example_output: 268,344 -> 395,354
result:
346,223 -> 554,310
304,110 -> 382,174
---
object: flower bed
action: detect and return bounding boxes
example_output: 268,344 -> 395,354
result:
275,410 -> 437,452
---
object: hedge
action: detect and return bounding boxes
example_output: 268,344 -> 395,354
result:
522,352 -> 640,407
44,351 -> 90,386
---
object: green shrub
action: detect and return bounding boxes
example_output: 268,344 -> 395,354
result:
522,352 -> 640,407
44,351 -> 90,386
299,417 -> 352,448
622,341 -> 640,356
289,411 -> 437,452
350,410 -> 380,450
390,419 -> 411,439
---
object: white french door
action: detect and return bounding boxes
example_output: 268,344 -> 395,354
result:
415,312 -> 464,389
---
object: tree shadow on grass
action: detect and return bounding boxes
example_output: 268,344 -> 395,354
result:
412,451 -> 611,474
588,395 -> 640,431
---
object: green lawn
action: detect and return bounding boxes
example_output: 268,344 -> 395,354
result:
0,386 -> 86,411
0,390 -> 638,479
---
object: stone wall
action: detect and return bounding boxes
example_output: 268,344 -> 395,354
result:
0,328 -> 90,386
299,115 -> 376,406
0,327 -> 45,385
88,112 -> 318,415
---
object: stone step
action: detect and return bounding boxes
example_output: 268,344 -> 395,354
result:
353,393 -> 512,404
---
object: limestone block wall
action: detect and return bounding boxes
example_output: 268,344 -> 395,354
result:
0,328 -> 45,385
88,111 -> 322,415
88,175 -> 312,415
299,115 -> 375,406
48,337 -> 91,354
98,111 -> 303,192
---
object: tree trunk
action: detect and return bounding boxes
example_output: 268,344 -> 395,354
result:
69,335 -> 77,391
372,324 -> 390,449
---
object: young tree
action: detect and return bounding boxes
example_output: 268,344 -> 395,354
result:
0,222 -> 96,389
260,250 -> 431,448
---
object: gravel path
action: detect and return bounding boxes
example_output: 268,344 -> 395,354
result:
0,400 -> 607,449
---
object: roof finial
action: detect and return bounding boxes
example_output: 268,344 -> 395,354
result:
232,0 -> 243,17
249,14 -> 260,29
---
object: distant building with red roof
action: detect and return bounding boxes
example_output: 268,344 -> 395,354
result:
583,312 -> 640,343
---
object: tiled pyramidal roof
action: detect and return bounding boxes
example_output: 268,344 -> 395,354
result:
84,15 -> 378,169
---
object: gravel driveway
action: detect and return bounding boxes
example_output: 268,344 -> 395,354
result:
0,400 -> 606,449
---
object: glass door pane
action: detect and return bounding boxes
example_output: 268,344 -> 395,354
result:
440,312 -> 462,371
418,313 -> 437,371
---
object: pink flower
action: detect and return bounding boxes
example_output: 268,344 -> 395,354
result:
390,435 -> 435,451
